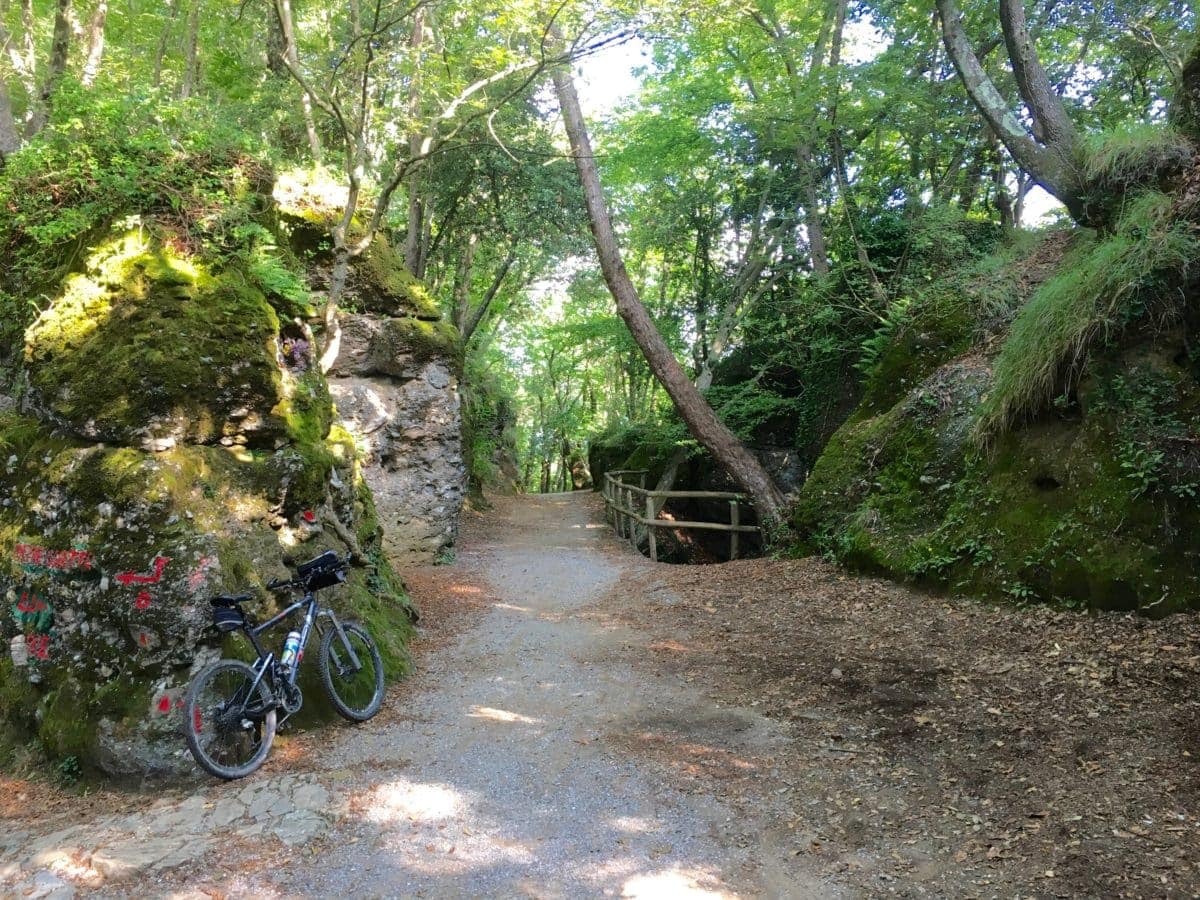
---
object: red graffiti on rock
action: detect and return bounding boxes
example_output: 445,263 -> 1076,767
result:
135,591 -> 152,610
156,694 -> 184,715
187,556 -> 215,593
16,592 -> 48,614
15,544 -> 93,572
25,634 -> 50,661
115,556 -> 171,587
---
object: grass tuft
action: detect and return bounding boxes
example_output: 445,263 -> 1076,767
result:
975,190 -> 1198,443
1081,123 -> 1194,193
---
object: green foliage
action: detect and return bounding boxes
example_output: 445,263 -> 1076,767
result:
56,755 -> 82,785
0,91 -> 273,365
236,223 -> 315,319
1093,364 -> 1200,499
856,297 -> 913,377
976,192 -> 1199,442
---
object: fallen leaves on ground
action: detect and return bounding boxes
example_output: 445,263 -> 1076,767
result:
600,555 -> 1200,898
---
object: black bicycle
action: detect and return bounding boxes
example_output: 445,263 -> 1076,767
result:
183,550 -> 385,780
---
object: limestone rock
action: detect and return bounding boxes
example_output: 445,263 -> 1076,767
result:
331,312 -> 466,566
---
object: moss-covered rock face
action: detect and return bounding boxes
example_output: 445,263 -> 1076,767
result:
24,230 -> 290,448
0,178 -> 417,777
272,167 -> 440,321
794,250 -> 1200,616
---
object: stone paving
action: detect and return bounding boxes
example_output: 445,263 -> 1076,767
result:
1,773 -> 339,897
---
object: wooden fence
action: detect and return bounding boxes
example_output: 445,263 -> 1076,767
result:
601,469 -> 760,563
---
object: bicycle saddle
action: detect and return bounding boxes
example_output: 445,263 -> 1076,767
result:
209,593 -> 252,607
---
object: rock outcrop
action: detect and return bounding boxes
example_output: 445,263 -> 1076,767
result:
793,234 -> 1200,614
0,159 -> 422,777
328,313 -> 466,565
277,201 -> 468,566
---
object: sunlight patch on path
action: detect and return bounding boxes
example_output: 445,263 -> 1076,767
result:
468,705 -> 542,724
621,867 -> 737,899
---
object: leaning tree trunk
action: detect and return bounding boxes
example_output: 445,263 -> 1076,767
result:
552,57 -> 788,529
935,0 -> 1089,223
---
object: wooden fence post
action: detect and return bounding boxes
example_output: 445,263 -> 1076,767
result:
646,495 -> 657,563
627,486 -> 637,548
618,483 -> 626,537
729,500 -> 740,560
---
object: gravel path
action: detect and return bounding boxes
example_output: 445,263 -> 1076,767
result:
2,492 -> 838,898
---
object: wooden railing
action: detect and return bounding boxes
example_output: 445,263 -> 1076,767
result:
602,469 -> 760,563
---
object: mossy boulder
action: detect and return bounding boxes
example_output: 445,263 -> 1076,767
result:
353,236 -> 441,320
0,194 -> 417,777
794,324 -> 1200,614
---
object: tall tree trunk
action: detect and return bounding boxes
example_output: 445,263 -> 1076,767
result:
79,0 -> 106,87
0,79 -> 19,156
274,0 -> 321,162
179,0 -> 200,99
266,6 -> 286,77
1172,36 -> 1200,139
18,0 -> 35,94
152,0 -> 178,89
552,56 -> 788,529
0,15 -> 23,155
25,0 -> 71,138
452,234 -> 478,333
997,0 -> 1075,151
404,8 -> 427,274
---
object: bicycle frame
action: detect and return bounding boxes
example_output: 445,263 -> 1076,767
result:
237,591 -> 364,707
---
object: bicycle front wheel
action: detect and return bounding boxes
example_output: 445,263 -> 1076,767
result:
319,622 -> 385,722
183,659 -> 277,780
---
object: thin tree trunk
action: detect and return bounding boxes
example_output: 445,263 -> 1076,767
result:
180,0 -> 200,98
452,233 -> 478,332
404,8 -> 427,273
552,54 -> 788,529
152,0 -> 178,89
80,0 -> 107,87
461,247 -> 516,343
274,0 -> 321,162
25,0 -> 71,137
18,0 -> 34,91
0,15 -> 23,154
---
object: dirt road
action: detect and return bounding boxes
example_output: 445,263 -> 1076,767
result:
8,490 -> 1197,898
1,492 -> 834,898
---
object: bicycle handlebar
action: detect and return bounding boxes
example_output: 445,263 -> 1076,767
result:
266,553 -> 354,591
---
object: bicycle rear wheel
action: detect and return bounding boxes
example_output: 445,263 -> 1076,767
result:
184,659 -> 277,780
319,622 -> 385,722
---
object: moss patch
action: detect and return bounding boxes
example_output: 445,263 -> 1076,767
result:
24,231 -> 287,446
795,340 -> 1200,614
355,236 -> 441,320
